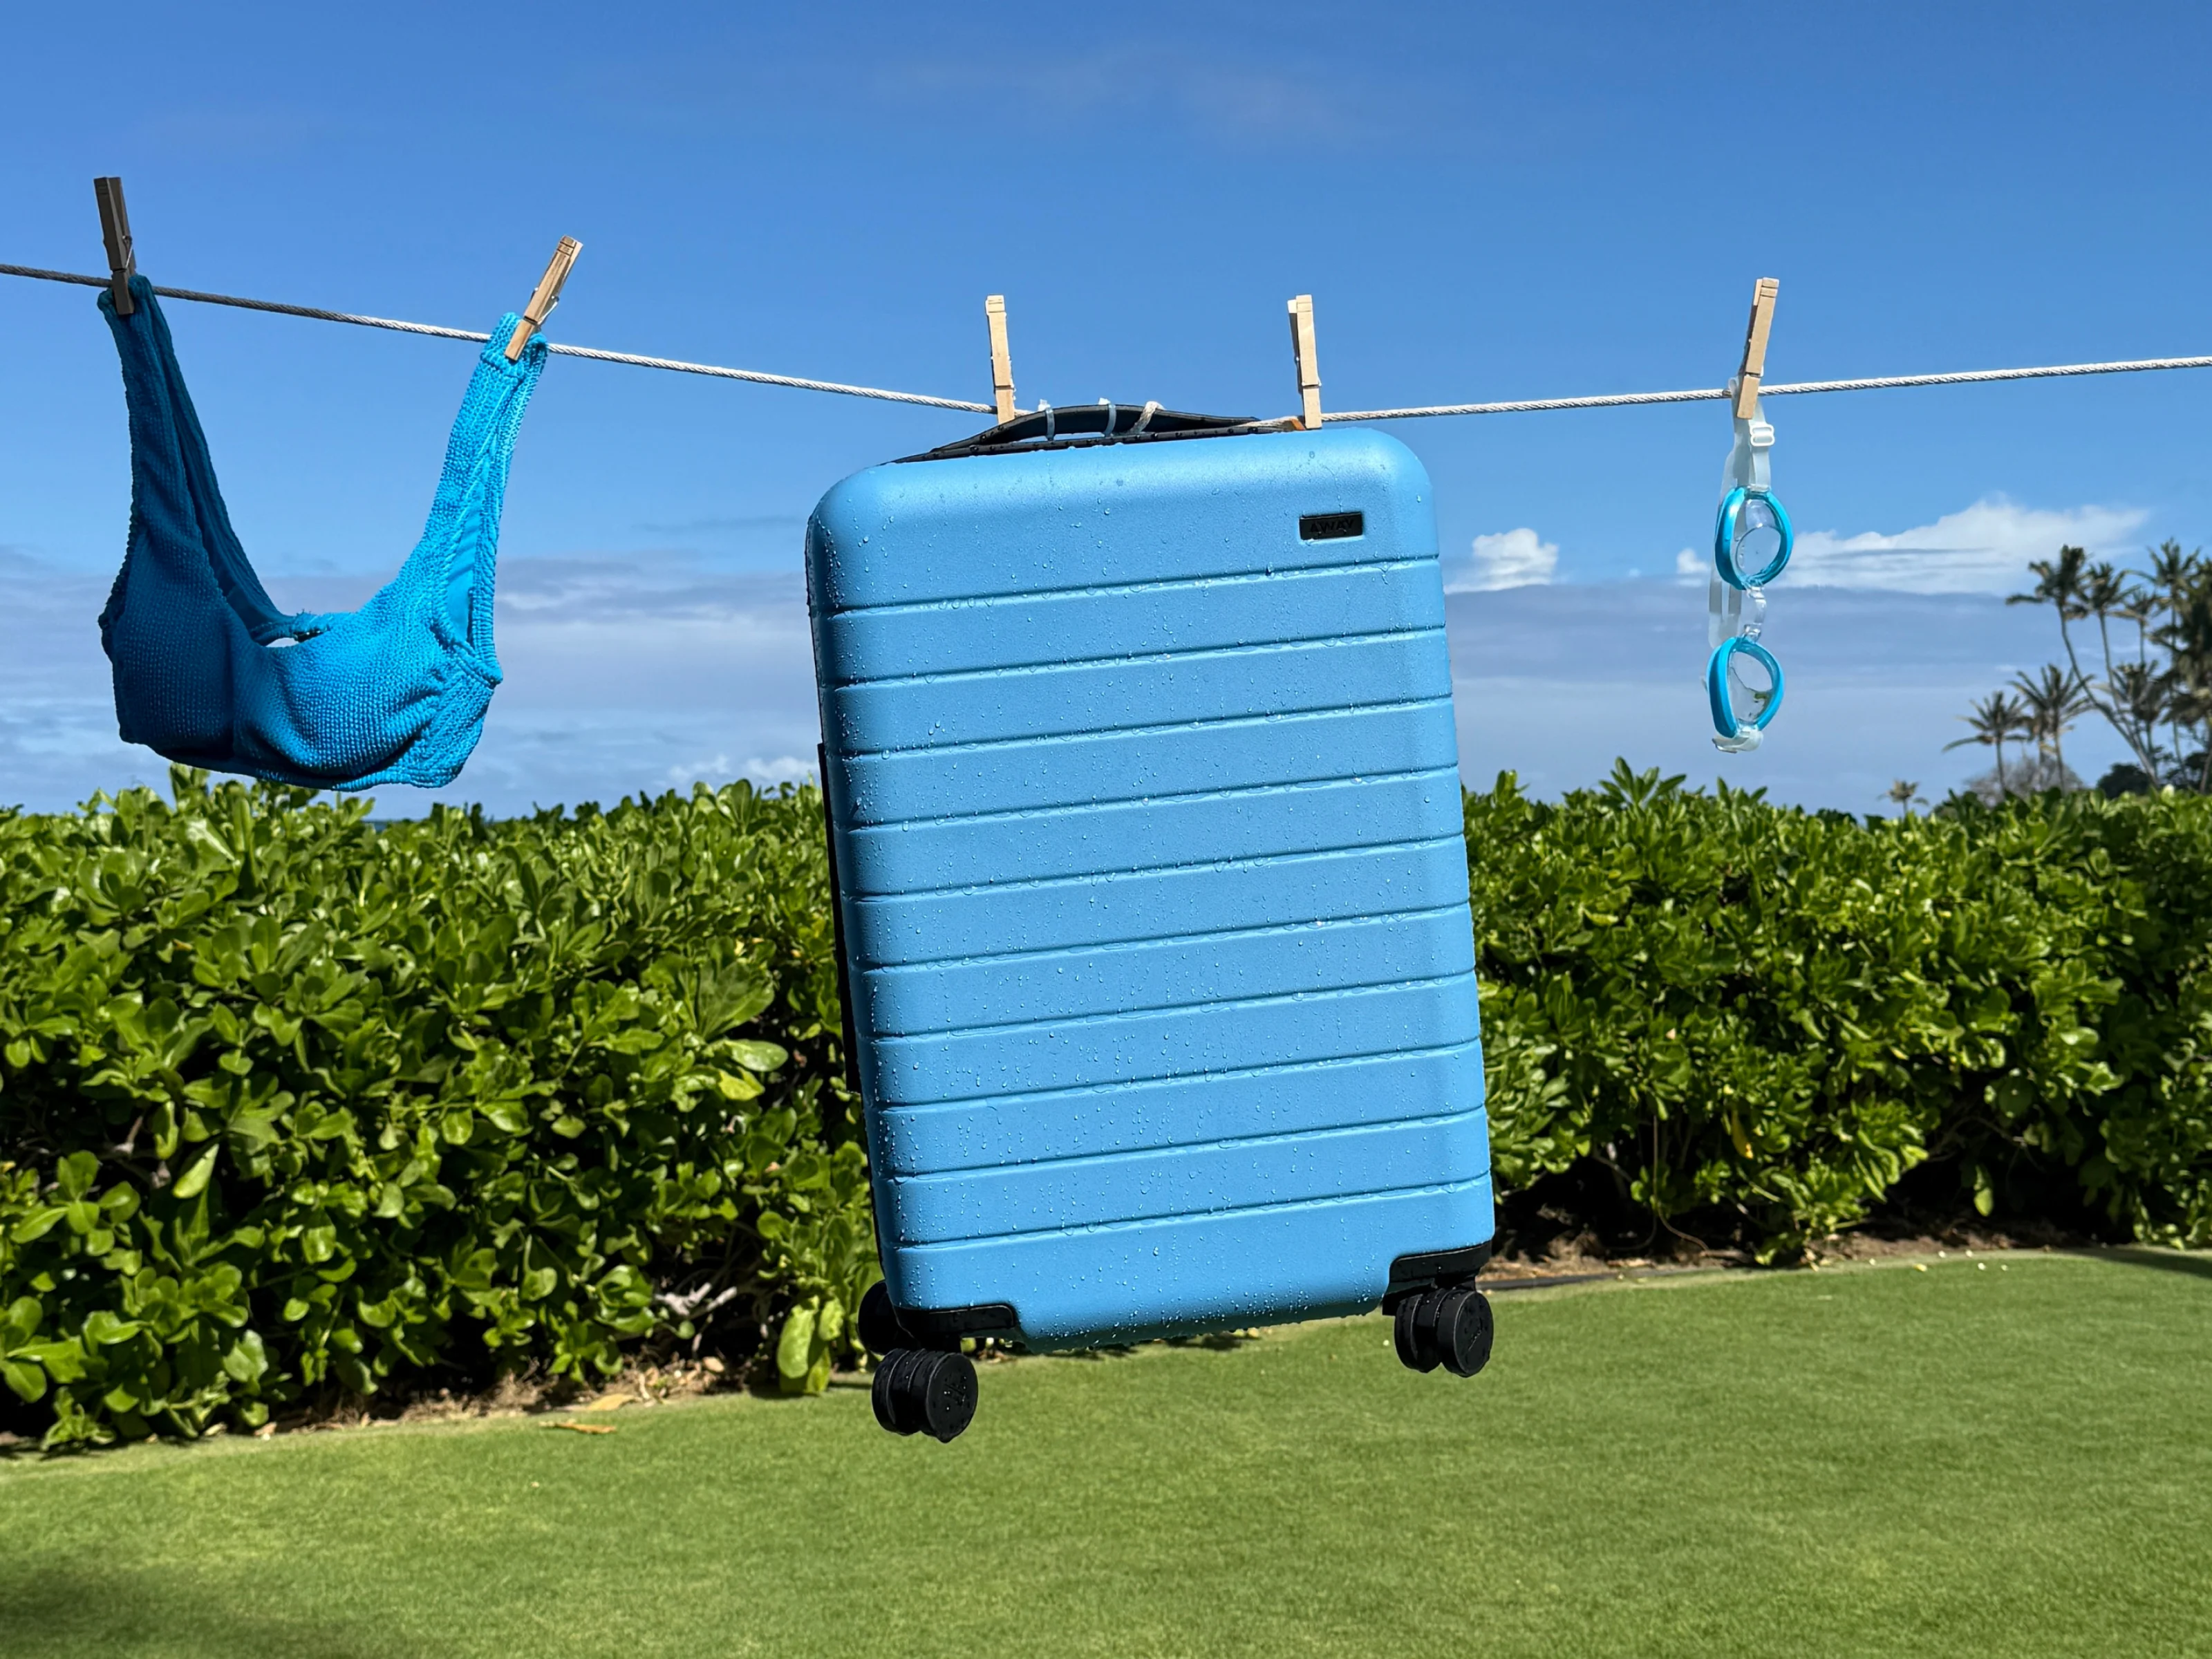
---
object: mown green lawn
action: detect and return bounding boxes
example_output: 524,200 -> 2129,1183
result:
1,1251 -> 2207,1658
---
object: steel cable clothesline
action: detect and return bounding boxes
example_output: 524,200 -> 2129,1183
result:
1322,355 -> 2212,421
0,261 -> 997,413
7,258 -> 2212,422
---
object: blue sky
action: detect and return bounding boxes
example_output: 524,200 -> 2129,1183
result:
3,3 -> 2208,813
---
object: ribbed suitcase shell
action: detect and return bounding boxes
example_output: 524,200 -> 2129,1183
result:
806,426 -> 1491,1348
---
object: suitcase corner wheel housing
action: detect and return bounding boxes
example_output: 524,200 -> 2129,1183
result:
805,421 -> 1494,1439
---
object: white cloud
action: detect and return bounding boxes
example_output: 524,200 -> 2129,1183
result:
1450,527 -> 1560,592
744,755 -> 815,786
1675,496 -> 2150,594
659,753 -> 733,789
655,752 -> 814,793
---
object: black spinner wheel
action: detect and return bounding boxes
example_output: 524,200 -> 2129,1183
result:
1393,1284 -> 1494,1379
857,1280 -> 911,1357
870,1347 -> 978,1442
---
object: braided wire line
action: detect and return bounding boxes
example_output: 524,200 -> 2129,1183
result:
536,341 -> 992,410
1,262 -> 491,342
1322,355 -> 2212,422
0,262 -> 995,413
7,259 -> 2209,422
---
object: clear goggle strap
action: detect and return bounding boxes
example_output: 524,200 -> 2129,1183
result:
1721,379 -> 1775,494
1707,575 -> 1767,650
1738,582 -> 1766,639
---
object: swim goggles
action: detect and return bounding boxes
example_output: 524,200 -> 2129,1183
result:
1705,382 -> 1790,751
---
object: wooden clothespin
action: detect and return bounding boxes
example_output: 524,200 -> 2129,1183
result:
505,236 -> 583,362
1287,294 -> 1322,430
93,176 -> 136,316
1733,277 -> 1780,418
985,294 -> 1018,424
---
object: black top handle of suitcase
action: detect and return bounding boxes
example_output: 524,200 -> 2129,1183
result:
901,402 -> 1296,463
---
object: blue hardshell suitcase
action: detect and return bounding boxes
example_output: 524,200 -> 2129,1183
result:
807,416 -> 1493,1376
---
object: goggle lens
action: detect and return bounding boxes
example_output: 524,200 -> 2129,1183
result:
1733,496 -> 1784,572
1724,646 -> 1776,724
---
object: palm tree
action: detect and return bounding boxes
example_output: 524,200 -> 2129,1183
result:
2012,547 -> 2092,675
2009,664 -> 2094,781
2003,538 -> 2212,793
2148,576 -> 2211,781
1884,779 -> 1924,814
2144,538 -> 2202,615
1947,691 -> 2033,796
2012,545 -> 2090,619
2010,545 -> 2124,755
2115,579 -> 2155,666
2108,660 -> 2172,768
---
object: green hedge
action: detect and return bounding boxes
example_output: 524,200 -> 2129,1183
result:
0,774 -> 876,1447
5,765 -> 2211,1447
1470,764 -> 2212,1255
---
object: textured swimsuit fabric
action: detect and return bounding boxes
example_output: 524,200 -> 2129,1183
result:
96,275 -> 547,789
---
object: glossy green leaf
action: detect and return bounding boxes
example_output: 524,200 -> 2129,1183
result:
775,1299 -> 817,1389
17,1338 -> 86,1384
9,1208 -> 64,1246
726,1041 -> 789,1074
2,1297 -> 40,1342
1,1357 -> 46,1403
82,1310 -> 142,1347
170,1143 -> 220,1201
